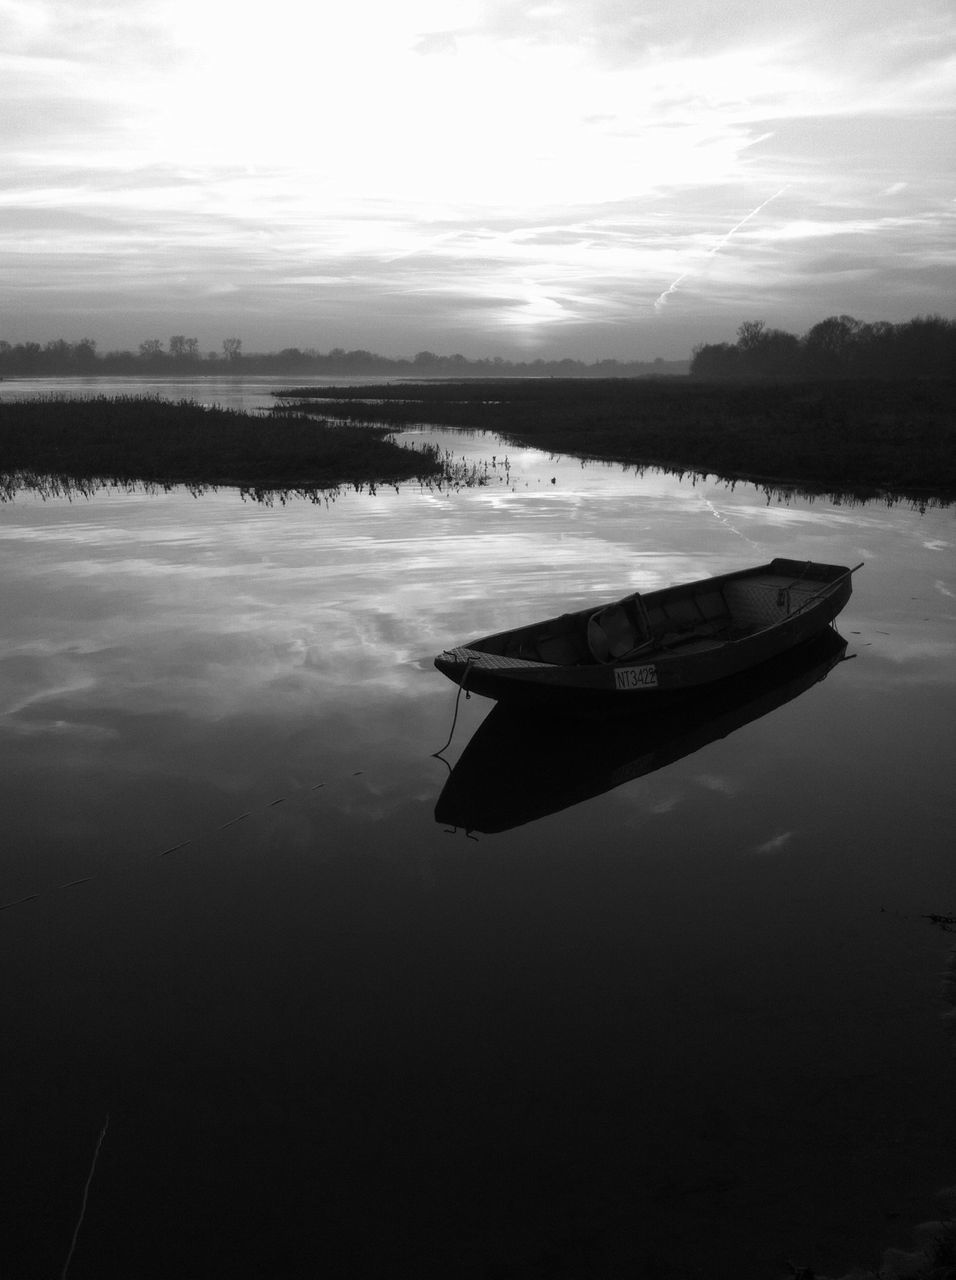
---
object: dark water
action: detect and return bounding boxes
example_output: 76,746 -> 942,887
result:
0,382 -> 954,1278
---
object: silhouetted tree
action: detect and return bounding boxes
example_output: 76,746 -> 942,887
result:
44,339 -> 72,366
75,338 -> 97,369
802,315 -> 861,377
223,337 -> 242,361
746,327 -> 802,377
894,315 -> 956,378
692,312 -> 955,381
169,335 -> 200,362
690,342 -> 740,377
736,320 -> 767,353
18,342 -> 42,372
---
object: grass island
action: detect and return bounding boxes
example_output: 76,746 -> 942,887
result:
0,395 -> 446,500
276,377 -> 956,505
1,380 -> 954,504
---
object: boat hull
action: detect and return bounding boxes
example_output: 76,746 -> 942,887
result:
434,558 -> 855,719
436,627 -> 849,832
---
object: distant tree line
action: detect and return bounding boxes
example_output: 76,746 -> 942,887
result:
691,314 -> 955,380
0,336 -> 688,379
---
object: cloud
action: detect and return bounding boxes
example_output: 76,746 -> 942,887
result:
0,0 -> 954,357
654,186 -> 789,311
694,773 -> 742,797
413,30 -> 459,55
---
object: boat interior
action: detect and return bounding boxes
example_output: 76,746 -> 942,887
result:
493,566 -> 838,667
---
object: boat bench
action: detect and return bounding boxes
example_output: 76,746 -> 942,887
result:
588,587 -> 734,662
723,575 -> 821,629
584,570 -> 826,665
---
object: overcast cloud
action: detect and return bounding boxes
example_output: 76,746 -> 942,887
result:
1,0 -> 953,358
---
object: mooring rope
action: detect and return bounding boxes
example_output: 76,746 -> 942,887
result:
431,658 -> 475,760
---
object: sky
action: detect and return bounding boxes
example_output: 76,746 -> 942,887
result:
1,0 -> 954,361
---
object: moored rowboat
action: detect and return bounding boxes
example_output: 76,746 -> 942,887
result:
436,627 -> 850,832
434,557 -> 859,718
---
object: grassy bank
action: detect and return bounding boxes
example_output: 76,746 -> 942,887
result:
276,378 -> 956,502
0,396 -> 445,498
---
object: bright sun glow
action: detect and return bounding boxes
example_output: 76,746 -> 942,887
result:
134,1 -> 770,207
1,0 -> 954,354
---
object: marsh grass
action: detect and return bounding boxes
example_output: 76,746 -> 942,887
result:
0,395 -> 446,498
276,378 -> 956,503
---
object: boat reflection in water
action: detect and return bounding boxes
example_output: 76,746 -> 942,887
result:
436,627 -> 850,834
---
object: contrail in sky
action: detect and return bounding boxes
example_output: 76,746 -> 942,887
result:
653,187 -> 789,312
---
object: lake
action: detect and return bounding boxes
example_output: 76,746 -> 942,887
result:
1,379 -> 954,1278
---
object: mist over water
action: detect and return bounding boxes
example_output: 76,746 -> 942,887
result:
0,373 -> 406,416
0,379 -> 953,1278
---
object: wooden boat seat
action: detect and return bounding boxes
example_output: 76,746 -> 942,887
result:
583,574 -> 822,664
587,599 -> 650,662
587,588 -> 740,663
723,575 -> 824,629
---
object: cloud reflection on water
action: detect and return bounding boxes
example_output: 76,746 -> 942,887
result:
752,831 -> 795,855
1,438 -> 955,1279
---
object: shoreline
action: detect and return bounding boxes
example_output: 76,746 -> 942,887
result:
0,380 -> 953,505
277,377 -> 956,506
0,395 -> 446,499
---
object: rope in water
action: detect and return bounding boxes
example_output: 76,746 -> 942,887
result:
431,658 -> 475,761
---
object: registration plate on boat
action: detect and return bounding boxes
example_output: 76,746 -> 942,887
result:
614,664 -> 658,691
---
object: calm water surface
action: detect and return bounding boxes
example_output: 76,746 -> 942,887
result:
0,372 -> 397,414
1,381 -> 954,1278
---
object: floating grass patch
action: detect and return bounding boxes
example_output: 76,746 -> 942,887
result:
275,378 -> 956,503
0,395 -> 447,498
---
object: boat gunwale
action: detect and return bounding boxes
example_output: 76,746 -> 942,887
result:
448,559 -> 852,670
434,559 -> 857,717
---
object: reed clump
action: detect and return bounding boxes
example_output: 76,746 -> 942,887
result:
0,395 -> 445,496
